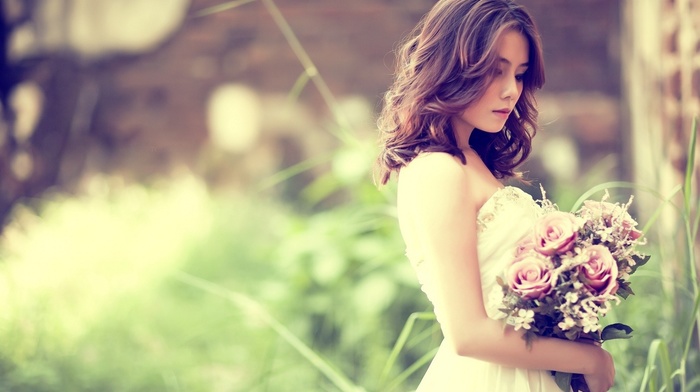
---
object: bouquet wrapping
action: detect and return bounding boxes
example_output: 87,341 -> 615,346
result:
494,189 -> 650,392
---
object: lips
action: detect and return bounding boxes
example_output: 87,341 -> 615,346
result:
493,108 -> 511,119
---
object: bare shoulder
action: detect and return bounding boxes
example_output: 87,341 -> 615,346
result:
397,153 -> 471,242
400,152 -> 467,185
398,152 -> 475,209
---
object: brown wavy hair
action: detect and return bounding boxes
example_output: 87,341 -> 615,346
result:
376,0 -> 545,185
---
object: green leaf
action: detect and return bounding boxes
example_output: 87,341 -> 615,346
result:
686,374 -> 700,392
523,331 -> 536,349
173,272 -> 365,392
379,311 -> 436,387
287,70 -> 311,103
630,254 -> 651,275
384,347 -> 439,392
565,329 -> 580,341
616,281 -> 634,299
601,323 -> 634,341
641,184 -> 683,234
554,371 -> 573,392
571,181 -> 649,212
496,275 -> 506,287
193,0 -> 257,17
683,117 -> 697,213
499,307 -> 512,315
640,339 -> 673,392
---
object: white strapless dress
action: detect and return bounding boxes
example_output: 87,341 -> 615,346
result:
405,186 -> 563,392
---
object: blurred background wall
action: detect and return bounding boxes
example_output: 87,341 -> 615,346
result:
0,0 -> 628,224
623,0 -> 700,216
1,0 -> 669,229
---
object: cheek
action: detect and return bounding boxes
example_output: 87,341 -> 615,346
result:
485,83 -> 502,99
459,107 -> 474,122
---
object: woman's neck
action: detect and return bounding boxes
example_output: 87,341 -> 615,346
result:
450,116 -> 474,151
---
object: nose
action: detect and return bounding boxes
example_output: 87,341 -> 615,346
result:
501,75 -> 518,101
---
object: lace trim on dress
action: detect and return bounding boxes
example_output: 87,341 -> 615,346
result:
476,186 -> 531,233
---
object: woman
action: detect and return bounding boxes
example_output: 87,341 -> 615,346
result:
376,1 -> 616,391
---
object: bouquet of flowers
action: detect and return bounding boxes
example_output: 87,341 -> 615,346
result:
495,189 -> 650,392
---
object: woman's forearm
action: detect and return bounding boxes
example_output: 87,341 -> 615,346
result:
450,317 -> 601,376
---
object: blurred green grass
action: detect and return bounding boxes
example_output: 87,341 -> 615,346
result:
0,158 -> 696,391
0,170 -> 431,391
0,175 -> 300,391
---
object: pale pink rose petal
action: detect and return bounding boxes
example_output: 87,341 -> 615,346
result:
577,245 -> 619,299
533,211 -> 580,256
507,254 -> 555,300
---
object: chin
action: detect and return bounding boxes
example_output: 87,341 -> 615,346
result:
478,126 -> 504,134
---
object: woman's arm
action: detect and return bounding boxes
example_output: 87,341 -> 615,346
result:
399,153 -> 613,386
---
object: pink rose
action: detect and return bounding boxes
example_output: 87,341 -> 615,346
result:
577,245 -> 619,297
620,218 -> 642,240
533,211 -> 580,256
507,254 -> 555,300
514,236 -> 535,260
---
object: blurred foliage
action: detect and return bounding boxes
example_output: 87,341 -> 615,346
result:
0,142 -> 438,391
0,130 -> 697,391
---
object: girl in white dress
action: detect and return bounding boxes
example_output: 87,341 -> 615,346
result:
376,1 -> 616,391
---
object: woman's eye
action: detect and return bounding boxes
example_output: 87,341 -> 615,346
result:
515,73 -> 525,82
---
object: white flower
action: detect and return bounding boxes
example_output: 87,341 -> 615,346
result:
579,298 -> 604,317
581,314 -> 601,333
512,309 -> 535,331
558,317 -> 576,331
565,292 -> 579,304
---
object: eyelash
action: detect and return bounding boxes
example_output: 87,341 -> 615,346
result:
493,69 -> 526,82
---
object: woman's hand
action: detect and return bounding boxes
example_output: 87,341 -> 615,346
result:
582,347 -> 615,392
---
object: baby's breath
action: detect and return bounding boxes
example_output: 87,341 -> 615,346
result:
513,309 -> 535,331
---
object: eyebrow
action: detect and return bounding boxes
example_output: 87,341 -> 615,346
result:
499,58 -> 529,68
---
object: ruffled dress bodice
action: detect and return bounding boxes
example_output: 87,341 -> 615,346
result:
405,186 -> 563,391
406,186 -> 541,321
